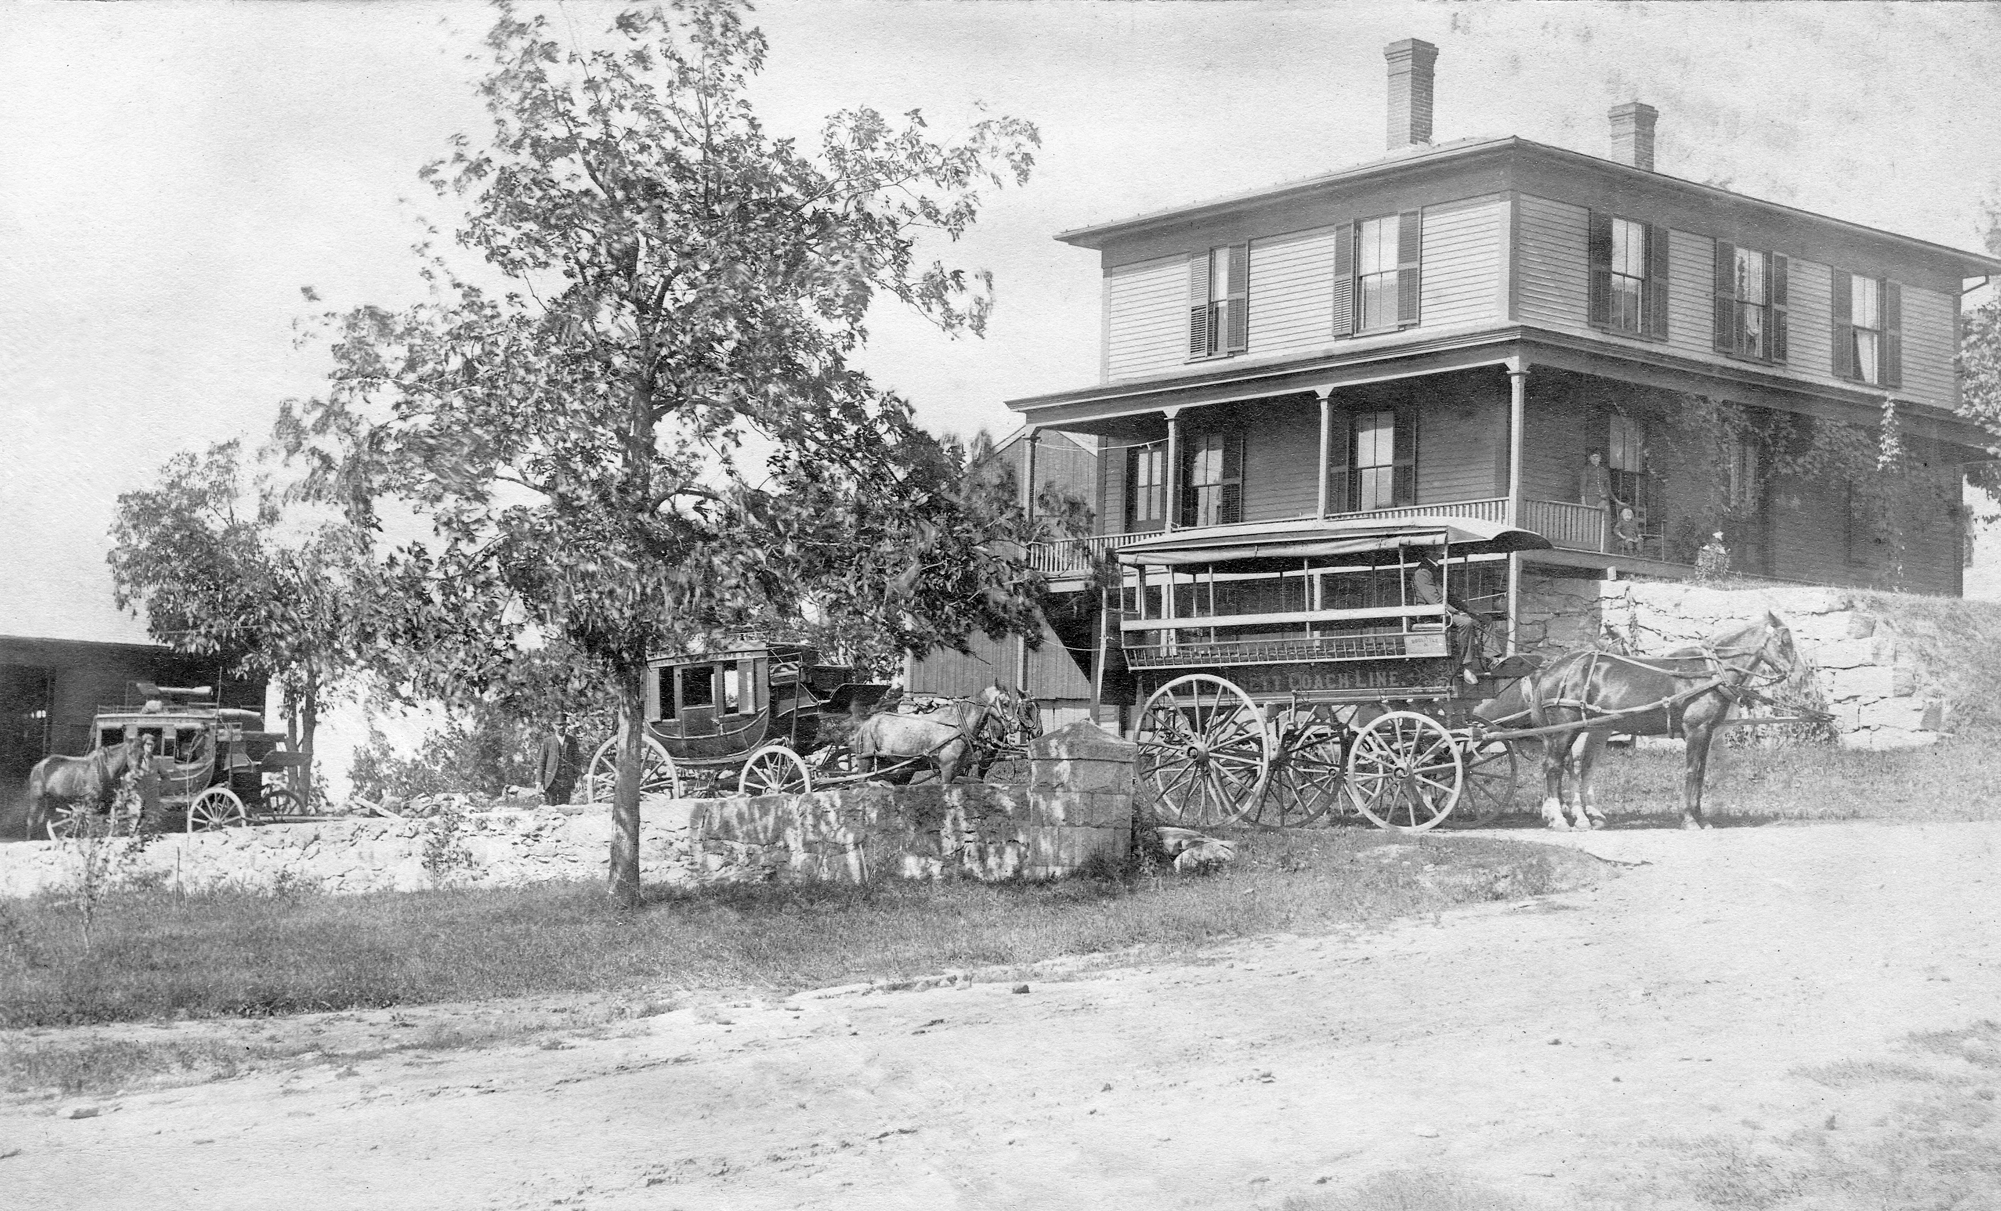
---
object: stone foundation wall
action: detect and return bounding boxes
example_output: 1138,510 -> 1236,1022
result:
1517,573 -> 1950,750
0,800 -> 698,899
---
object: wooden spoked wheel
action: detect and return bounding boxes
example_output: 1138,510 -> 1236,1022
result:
583,734 -> 682,805
186,785 -> 247,834
45,802 -> 97,841
1240,707 -> 1344,828
1457,739 -> 1519,827
260,787 -> 308,817
1134,674 -> 1271,827
739,745 -> 812,797
1345,711 -> 1464,833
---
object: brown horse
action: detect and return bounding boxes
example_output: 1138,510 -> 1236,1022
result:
1476,613 -> 1800,831
24,737 -> 146,839
853,684 -> 1015,784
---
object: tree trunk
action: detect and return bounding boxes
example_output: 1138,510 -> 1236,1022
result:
608,671 -> 646,907
298,678 -> 318,808
283,687 -> 303,798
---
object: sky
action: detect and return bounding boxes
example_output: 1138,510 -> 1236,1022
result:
7,0 -> 2001,647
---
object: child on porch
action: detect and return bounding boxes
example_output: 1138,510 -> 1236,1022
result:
1613,506 -> 1644,556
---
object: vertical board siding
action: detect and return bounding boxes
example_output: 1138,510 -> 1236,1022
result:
1419,195 -> 1505,328
1246,225 -> 1340,355
1106,255 -> 1192,380
1242,399 -> 1321,522
907,617 -> 1091,701
1517,195 -> 1590,329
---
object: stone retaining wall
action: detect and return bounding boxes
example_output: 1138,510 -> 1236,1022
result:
1518,574 -> 1949,750
1,722 -> 1141,898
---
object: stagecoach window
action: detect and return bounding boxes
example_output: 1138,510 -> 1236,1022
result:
1142,581 -> 1163,620
100,728 -> 124,749
1211,573 -> 1305,617
681,666 -> 716,711
723,666 -> 742,714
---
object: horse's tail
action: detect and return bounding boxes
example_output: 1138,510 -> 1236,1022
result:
21,759 -> 50,838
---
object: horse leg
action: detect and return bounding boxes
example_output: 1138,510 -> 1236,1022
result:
1540,730 -> 1571,831
1682,718 -> 1718,830
1574,731 -> 1609,829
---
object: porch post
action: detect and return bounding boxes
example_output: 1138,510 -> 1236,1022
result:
1017,427 -> 1039,695
1163,409 -> 1182,532
1314,387 -> 1334,518
1505,360 -> 1529,655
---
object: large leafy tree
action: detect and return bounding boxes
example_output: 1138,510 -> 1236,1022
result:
280,1 -> 1044,904
108,441 -> 367,803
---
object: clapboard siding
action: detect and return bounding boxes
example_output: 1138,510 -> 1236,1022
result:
1666,228 -> 1713,354
1416,377 -> 1508,504
1106,255 -> 1191,380
1786,257 -> 1834,387
1517,194 -> 1590,329
1246,225 -> 1340,354
1419,195 -> 1505,328
1241,400 -> 1321,522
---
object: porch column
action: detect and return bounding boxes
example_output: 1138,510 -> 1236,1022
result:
1017,427 -> 1039,694
1505,360 -> 1530,655
1314,387 -> 1334,518
1163,409 -> 1182,532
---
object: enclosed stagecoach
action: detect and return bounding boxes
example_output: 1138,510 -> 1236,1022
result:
1116,515 -> 1554,832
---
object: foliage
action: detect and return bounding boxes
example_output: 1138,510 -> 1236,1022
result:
1962,293 -> 2001,501
108,440 -> 370,803
56,756 -> 166,953
276,1 -> 1044,902
348,707 -> 540,804
420,800 -> 477,883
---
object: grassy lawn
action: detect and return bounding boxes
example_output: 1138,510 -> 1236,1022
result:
0,829 -> 1596,1037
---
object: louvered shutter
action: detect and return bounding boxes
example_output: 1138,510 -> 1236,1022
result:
1831,269 -> 1855,380
1223,244 -> 1249,353
1712,240 -> 1736,353
1188,254 -> 1211,357
1325,410 -> 1352,515
1176,437 -> 1195,528
1331,222 -> 1355,337
1883,280 -> 1903,388
1396,210 -> 1422,327
1587,210 -> 1613,328
1219,432 -> 1244,524
1644,223 -> 1671,339
1391,406 -> 1419,506
1769,253 -> 1789,363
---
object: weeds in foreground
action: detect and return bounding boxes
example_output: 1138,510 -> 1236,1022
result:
0,831 -> 1596,1031
1280,1169 -> 1535,1211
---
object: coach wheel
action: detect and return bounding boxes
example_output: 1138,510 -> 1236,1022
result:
1239,706 -> 1343,828
45,802 -> 90,841
583,734 -> 682,805
1458,739 -> 1519,827
260,788 -> 308,817
186,786 -> 247,834
739,745 -> 812,797
1345,711 -> 1463,833
1134,674 -> 1271,828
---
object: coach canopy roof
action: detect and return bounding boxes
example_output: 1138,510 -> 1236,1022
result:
1115,516 -> 1555,567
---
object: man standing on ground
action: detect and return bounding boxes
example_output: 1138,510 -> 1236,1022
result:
538,717 -> 583,806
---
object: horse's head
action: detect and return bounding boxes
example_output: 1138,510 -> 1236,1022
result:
1759,610 -> 1800,678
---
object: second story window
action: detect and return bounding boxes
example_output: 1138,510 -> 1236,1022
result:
1588,213 -> 1668,338
1332,212 -> 1422,336
1712,242 -> 1788,363
1188,244 -> 1248,359
1179,431 -> 1243,527
1126,441 -> 1167,529
1324,406 -> 1417,514
1833,271 -> 1902,388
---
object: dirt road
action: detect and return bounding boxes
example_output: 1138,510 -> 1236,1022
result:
7,820 -> 2001,1210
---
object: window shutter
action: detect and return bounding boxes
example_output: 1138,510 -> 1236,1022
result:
1769,253 -> 1788,363
1188,254 -> 1211,357
1396,210 -> 1422,327
1391,406 -> 1419,506
1586,210 -> 1613,328
1331,222 -> 1355,337
1831,269 -> 1854,380
1644,223 -> 1671,339
1224,243 -> 1249,353
1325,410 -> 1352,515
1712,240 -> 1736,353
1883,279 -> 1903,388
1220,432 -> 1244,525
1176,437 -> 1195,528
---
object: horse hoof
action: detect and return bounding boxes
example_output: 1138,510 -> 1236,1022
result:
1681,819 -> 1703,831
1544,818 -> 1571,832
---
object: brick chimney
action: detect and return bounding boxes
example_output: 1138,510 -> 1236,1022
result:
1609,101 -> 1658,172
1384,39 -> 1438,150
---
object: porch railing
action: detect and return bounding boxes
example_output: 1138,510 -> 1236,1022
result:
1028,496 -> 1616,577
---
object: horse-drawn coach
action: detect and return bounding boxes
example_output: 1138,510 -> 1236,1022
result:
1116,514 -> 1807,833
30,683 -> 307,838
581,642 -> 1039,804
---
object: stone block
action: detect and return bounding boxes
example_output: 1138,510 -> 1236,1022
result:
1839,728 -> 1940,751
1025,825 -> 1126,873
1027,790 -> 1131,830
1827,665 -> 1918,701
1854,697 -> 1936,731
